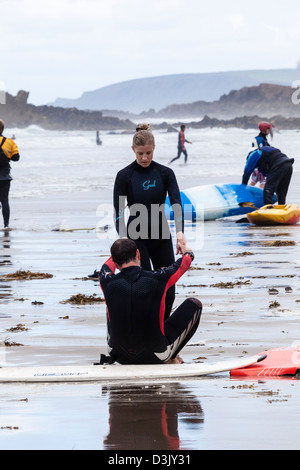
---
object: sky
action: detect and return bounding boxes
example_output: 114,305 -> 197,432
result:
1,0 -> 300,105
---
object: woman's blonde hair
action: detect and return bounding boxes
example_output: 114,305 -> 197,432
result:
132,123 -> 155,148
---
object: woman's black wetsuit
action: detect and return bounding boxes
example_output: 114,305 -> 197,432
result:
113,160 -> 184,318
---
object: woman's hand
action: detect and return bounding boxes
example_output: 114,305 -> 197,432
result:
176,231 -> 187,255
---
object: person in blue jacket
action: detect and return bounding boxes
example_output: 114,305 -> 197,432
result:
242,146 -> 294,205
249,122 -> 274,188
252,121 -> 273,149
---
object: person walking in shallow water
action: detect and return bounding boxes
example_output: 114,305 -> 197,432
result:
168,124 -> 192,165
0,120 -> 20,229
96,130 -> 102,145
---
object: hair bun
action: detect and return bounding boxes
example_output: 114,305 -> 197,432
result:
136,123 -> 152,132
132,123 -> 155,147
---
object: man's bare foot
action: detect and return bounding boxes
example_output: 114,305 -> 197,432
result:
166,355 -> 184,364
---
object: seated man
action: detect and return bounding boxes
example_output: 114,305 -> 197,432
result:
99,238 -> 202,365
242,146 -> 294,205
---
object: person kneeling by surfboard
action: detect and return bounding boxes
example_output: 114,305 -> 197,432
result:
99,238 -> 202,365
242,146 -> 294,205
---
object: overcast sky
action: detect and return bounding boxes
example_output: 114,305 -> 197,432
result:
2,0 -> 300,105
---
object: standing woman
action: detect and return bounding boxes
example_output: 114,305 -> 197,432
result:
113,124 -> 186,318
0,120 -> 20,229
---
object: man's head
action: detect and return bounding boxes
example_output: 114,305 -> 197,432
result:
110,238 -> 140,269
0,119 -> 5,135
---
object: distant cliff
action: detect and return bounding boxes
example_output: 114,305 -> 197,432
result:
50,68 -> 300,113
0,91 -> 135,130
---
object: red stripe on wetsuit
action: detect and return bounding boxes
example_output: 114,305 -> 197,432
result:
180,130 -> 185,148
99,256 -> 116,322
159,253 -> 192,335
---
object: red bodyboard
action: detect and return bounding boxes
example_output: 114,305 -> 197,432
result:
230,347 -> 300,377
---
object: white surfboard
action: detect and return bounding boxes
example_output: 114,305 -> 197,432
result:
165,183 -> 272,221
0,354 -> 265,383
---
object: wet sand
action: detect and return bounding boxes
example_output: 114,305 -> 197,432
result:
0,189 -> 300,450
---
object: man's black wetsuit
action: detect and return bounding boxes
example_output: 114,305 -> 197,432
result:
113,160 -> 184,317
99,253 -> 202,365
169,129 -> 189,164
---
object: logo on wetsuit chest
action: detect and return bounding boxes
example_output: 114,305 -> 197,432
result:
143,179 -> 156,190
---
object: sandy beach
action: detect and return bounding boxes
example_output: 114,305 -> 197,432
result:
0,127 -> 300,450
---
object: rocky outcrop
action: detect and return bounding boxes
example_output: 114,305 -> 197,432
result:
154,83 -> 300,119
174,114 -> 300,130
0,91 -> 135,130
2,86 -> 300,131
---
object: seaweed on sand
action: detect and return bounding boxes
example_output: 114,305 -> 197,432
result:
210,280 -> 251,289
61,293 -> 105,305
0,270 -> 53,280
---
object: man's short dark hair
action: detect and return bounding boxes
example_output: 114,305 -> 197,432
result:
111,239 -> 138,266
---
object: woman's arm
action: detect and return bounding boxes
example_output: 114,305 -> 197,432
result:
113,171 -> 128,238
165,168 -> 186,254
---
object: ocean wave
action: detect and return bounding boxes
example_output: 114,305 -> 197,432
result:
6,127 -> 300,201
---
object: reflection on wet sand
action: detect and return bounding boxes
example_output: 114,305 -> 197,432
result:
0,230 -> 12,305
102,382 -> 204,450
0,229 -> 11,267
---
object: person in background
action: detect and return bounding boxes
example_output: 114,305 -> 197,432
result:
242,146 -> 293,205
0,120 -> 20,229
248,121 -> 273,188
252,121 -> 273,149
113,124 -> 186,319
168,124 -> 192,165
96,130 -> 102,146
99,238 -> 202,365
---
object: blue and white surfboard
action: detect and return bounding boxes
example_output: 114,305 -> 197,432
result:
165,183 -> 271,221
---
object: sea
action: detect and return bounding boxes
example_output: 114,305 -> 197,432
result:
1,122 -> 300,451
9,123 -> 300,209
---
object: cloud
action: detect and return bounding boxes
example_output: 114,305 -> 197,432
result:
1,0 -> 300,104
5,0 -> 115,22
228,14 -> 244,30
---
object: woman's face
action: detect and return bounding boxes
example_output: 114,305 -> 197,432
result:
132,144 -> 155,168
